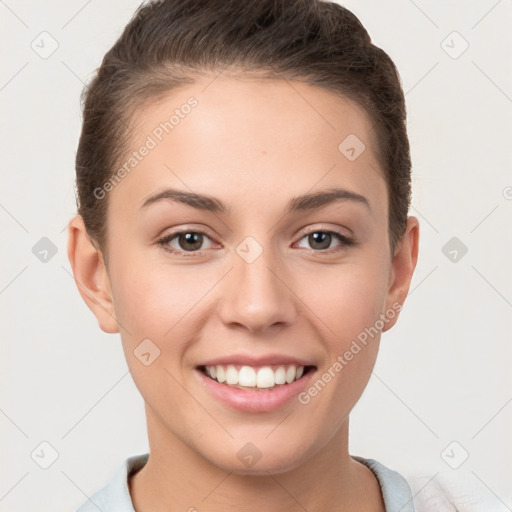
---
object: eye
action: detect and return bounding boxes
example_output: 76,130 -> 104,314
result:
157,230 -> 215,256
157,228 -> 355,257
295,230 -> 354,253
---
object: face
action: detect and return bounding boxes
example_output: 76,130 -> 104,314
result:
70,75 -> 418,475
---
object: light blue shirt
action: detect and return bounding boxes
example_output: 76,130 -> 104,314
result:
75,453 -> 416,512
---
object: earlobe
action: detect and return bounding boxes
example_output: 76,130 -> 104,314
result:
67,215 -> 119,334
382,216 -> 420,332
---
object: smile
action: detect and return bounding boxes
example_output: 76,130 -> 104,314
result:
198,364 -> 315,390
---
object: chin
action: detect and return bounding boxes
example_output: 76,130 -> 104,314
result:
205,442 -> 311,476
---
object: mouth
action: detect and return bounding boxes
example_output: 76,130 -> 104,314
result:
197,364 -> 317,391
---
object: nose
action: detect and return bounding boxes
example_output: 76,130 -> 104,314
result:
217,241 -> 297,334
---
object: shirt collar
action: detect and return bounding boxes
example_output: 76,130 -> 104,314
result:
78,453 -> 415,512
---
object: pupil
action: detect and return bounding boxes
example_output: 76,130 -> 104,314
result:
180,232 -> 202,251
311,232 -> 330,250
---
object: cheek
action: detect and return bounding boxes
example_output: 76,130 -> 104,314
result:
301,260 -> 389,342
299,258 -> 388,385
109,250 -> 192,336
109,257 -> 196,411
298,268 -> 386,412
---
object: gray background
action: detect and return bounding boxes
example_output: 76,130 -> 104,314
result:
1,1 -> 511,510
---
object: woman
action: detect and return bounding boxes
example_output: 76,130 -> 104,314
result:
68,0 -> 431,510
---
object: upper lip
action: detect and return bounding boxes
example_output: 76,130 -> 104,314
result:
197,354 -> 316,367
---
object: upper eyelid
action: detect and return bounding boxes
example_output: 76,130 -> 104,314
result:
163,221 -> 352,236
161,225 -> 351,239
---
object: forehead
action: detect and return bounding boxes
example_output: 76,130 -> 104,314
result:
110,75 -> 386,220
131,74 -> 377,155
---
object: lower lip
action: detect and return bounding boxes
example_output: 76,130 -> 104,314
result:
195,367 -> 317,413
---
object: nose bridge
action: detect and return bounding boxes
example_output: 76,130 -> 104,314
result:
219,233 -> 296,331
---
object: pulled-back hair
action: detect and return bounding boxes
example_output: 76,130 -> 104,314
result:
75,0 -> 411,258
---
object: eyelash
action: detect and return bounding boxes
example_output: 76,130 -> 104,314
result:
156,228 -> 355,257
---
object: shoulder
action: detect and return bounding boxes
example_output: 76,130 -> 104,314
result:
74,453 -> 149,512
404,470 -> 508,512
353,456 -> 509,512
353,455 -> 416,512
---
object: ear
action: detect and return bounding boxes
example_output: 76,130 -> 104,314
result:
382,216 -> 420,332
67,215 -> 119,334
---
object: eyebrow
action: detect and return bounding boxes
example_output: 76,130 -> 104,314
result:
140,187 -> 371,214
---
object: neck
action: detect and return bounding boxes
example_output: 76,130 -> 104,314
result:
129,405 -> 385,512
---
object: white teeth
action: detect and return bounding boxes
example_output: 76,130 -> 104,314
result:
203,364 -> 307,389
274,366 -> 286,385
256,367 -> 275,388
285,366 -> 296,383
225,364 -> 238,385
238,366 -> 256,387
216,365 -> 226,383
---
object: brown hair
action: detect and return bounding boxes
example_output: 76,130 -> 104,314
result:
75,0 -> 412,260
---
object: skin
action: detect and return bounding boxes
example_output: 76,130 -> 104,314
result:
67,74 -> 419,512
